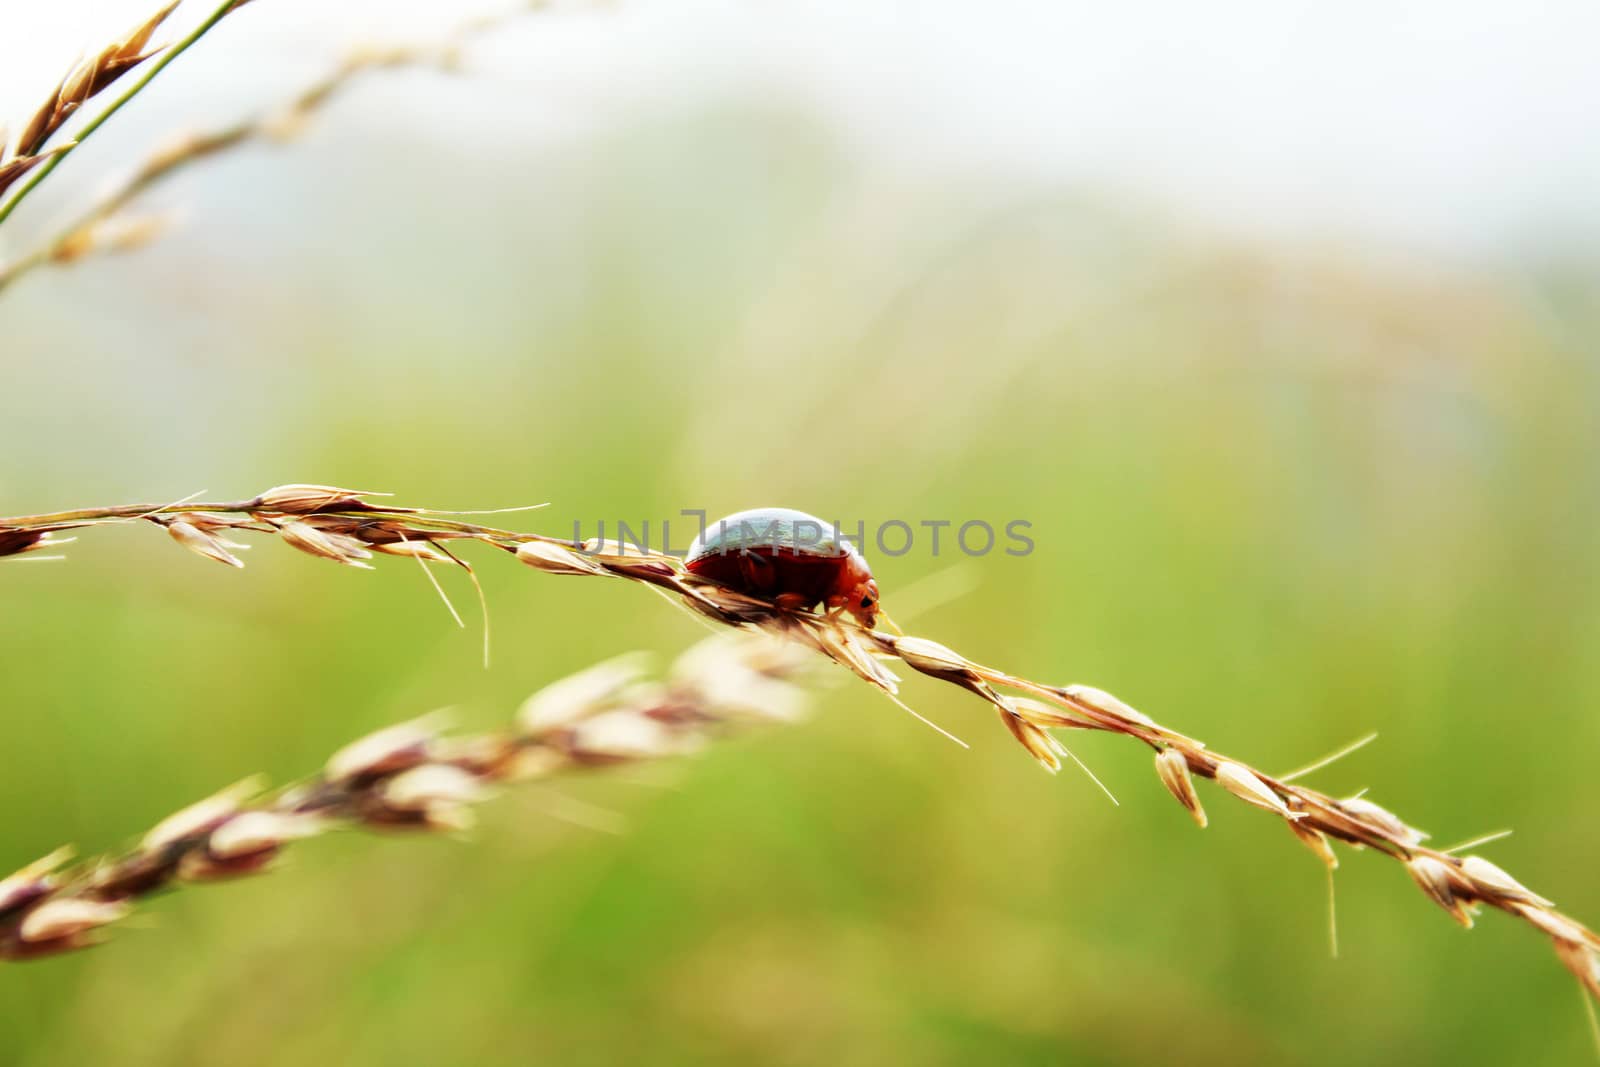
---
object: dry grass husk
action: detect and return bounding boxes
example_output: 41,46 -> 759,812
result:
3,484 -> 1597,1004
0,1 -> 249,228
0,1 -> 181,191
0,4 -> 536,293
0,628 -> 811,960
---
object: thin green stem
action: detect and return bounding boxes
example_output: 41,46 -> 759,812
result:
0,0 -> 243,230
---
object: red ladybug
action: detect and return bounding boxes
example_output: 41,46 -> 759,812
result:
685,507 -> 881,628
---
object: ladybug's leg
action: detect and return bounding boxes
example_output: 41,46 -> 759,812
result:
774,592 -> 813,614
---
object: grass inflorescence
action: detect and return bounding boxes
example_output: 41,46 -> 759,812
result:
3,484 -> 1597,1008
0,1 -> 543,294
0,627 -> 811,960
0,0 -> 247,229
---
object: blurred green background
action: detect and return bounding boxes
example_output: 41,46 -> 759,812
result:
4,3 -> 1600,1065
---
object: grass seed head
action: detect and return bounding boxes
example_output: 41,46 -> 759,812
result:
892,635 -> 973,677
1288,820 -> 1339,870
0,848 -> 73,916
277,520 -> 374,567
1554,940 -> 1600,1000
516,540 -> 610,576
143,779 -> 260,851
166,519 -> 245,567
18,898 -> 128,946
1336,796 -> 1427,846
1407,855 -> 1477,928
517,654 -> 651,735
1215,762 -> 1298,819
1511,902 -> 1598,947
0,529 -> 51,557
1155,747 -> 1207,828
1062,684 -> 1156,727
380,764 -> 487,831
253,483 -> 381,513
564,710 -> 699,763
999,710 -> 1063,774
326,717 -> 442,783
1459,855 -> 1552,908
207,811 -> 323,860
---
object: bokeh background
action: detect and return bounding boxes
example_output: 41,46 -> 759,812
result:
4,2 -> 1600,1064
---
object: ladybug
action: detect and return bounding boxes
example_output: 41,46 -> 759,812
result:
685,507 -> 882,628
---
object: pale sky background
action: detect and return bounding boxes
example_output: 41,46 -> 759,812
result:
4,0 -> 1600,264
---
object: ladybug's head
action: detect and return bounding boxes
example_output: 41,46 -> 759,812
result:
823,546 -> 882,629
845,575 -> 880,629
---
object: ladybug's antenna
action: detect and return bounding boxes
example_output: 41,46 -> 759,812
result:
877,608 -> 905,637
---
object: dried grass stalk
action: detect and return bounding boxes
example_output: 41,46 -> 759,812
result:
0,0 -> 249,228
0,630 -> 811,960
0,6 -> 538,294
3,486 -> 1597,1006
1,1 -> 179,175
